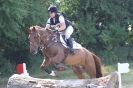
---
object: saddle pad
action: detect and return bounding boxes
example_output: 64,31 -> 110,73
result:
60,35 -> 82,49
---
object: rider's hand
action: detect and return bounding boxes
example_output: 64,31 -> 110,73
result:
56,23 -> 61,28
55,27 -> 59,30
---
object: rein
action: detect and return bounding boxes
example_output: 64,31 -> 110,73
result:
39,30 -> 59,51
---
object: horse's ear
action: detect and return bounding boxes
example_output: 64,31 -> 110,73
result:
32,27 -> 37,32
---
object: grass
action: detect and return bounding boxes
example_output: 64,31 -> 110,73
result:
0,77 -> 8,88
103,64 -> 133,88
122,72 -> 133,88
122,64 -> 133,88
1,58 -> 133,88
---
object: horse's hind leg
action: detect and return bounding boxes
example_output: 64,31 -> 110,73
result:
83,65 -> 96,78
72,65 -> 85,79
83,57 -> 97,78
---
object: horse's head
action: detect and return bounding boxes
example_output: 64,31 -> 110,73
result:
28,25 -> 52,54
28,26 -> 42,54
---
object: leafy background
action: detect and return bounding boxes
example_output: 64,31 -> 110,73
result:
0,0 -> 133,81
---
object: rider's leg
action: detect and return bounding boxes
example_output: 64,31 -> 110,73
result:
64,26 -> 74,53
67,38 -> 73,51
54,31 -> 60,42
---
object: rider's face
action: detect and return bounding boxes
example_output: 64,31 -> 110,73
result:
49,12 -> 56,18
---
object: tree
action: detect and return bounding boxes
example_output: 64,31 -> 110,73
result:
59,0 -> 133,63
0,0 -> 52,75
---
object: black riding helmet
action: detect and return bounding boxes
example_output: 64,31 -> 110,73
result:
48,5 -> 58,13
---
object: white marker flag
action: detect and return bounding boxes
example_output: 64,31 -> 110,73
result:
118,63 -> 130,88
118,63 -> 129,73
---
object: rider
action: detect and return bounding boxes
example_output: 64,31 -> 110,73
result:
44,5 -> 74,53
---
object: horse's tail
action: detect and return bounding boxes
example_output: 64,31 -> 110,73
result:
92,54 -> 103,78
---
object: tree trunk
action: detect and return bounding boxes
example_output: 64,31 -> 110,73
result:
7,72 -> 119,88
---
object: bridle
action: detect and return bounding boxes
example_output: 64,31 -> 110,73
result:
29,28 -> 63,53
34,29 -> 58,52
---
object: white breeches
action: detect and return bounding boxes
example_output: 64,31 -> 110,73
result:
60,26 -> 74,39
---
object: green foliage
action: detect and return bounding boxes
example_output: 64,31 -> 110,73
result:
59,0 -> 133,63
0,55 -> 15,76
0,0 -> 53,75
0,0 -> 133,76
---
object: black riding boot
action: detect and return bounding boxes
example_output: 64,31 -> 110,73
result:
67,38 -> 74,54
56,32 -> 60,42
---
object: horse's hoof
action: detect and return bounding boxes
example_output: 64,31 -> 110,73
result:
49,71 -> 56,77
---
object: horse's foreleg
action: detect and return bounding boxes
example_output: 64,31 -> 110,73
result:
40,58 -> 46,68
40,58 -> 54,74
40,58 -> 51,69
72,65 -> 85,79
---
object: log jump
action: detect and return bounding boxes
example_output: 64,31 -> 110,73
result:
7,72 -> 119,88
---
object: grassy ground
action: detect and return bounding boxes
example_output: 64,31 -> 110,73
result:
0,63 -> 133,88
0,77 -> 8,88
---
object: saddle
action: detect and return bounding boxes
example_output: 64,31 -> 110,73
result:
43,31 -> 82,71
53,31 -> 82,50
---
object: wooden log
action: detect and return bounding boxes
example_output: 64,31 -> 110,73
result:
7,72 -> 119,88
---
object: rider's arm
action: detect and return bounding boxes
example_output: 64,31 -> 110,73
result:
45,18 -> 51,30
57,15 -> 66,31
45,24 -> 50,30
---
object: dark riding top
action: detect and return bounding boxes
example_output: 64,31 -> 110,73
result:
47,14 -> 70,28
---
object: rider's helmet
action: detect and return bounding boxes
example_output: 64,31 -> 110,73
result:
48,5 -> 58,13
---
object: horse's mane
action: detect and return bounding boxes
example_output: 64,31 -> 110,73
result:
29,25 -> 48,34
29,25 -> 44,30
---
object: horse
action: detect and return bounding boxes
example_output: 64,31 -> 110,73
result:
28,25 -> 103,79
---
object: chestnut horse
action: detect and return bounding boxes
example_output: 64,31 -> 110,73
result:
28,25 -> 103,79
